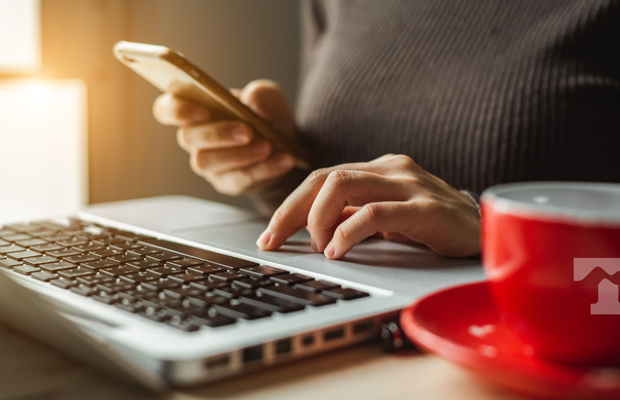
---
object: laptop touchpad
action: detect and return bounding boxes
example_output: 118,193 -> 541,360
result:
173,219 -> 313,259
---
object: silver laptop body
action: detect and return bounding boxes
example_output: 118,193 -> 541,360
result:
0,196 -> 483,390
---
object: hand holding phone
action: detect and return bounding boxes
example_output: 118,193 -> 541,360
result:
114,41 -> 310,195
154,81 -> 301,195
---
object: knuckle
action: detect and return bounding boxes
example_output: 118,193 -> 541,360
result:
324,170 -> 351,191
305,168 -> 330,187
189,151 -> 209,174
391,154 -> 417,171
361,202 -> 385,223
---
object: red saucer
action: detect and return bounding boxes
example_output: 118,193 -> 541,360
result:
400,281 -> 620,400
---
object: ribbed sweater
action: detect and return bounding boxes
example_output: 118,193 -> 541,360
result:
254,0 -> 620,212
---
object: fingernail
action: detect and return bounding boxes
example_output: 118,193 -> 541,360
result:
253,141 -> 270,156
232,124 -> 249,143
324,242 -> 336,259
310,238 -> 317,252
256,229 -> 272,248
276,154 -> 294,170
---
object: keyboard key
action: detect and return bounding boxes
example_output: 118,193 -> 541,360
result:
232,276 -> 272,289
100,265 -> 140,276
187,264 -> 225,275
31,271 -> 60,282
141,293 -> 181,309
114,299 -> 145,313
40,233 -> 72,242
168,271 -> 207,283
211,301 -> 272,320
213,286 -> 255,299
76,273 -> 117,286
163,286 -> 206,300
259,285 -> 336,307
0,239 -> 10,246
166,257 -> 205,268
295,280 -> 341,292
81,259 -> 120,270
163,303 -> 205,319
140,278 -> 182,291
144,239 -> 259,269
119,271 -> 160,284
58,267 -> 95,279
96,280 -> 135,294
71,284 -> 98,297
107,254 -> 142,263
185,291 -> 228,308
109,242 -> 142,251
89,248 -> 123,258
8,250 -> 42,260
0,259 -> 22,269
126,246 -> 162,256
92,291 -> 121,304
241,265 -> 287,277
64,254 -> 101,264
240,293 -> 305,313
0,245 -> 25,254
118,288 -> 159,302
72,243 -> 104,252
30,243 -> 65,253
56,237 -> 89,247
322,288 -> 370,300
147,265 -> 185,276
270,273 -> 314,285
39,261 -> 76,272
16,238 -> 47,247
23,255 -> 58,266
13,265 -> 40,275
126,259 -> 163,270
47,248 -> 83,258
1,233 -> 32,242
189,279 -> 230,291
146,252 -> 183,263
188,312 -> 236,328
210,270 -> 249,282
50,277 -> 78,289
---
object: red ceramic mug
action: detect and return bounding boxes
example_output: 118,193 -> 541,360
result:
482,182 -> 620,365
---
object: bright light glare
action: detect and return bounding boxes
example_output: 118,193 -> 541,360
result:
0,79 -> 88,216
0,0 -> 40,72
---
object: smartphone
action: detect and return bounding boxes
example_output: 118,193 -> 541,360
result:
113,41 -> 311,169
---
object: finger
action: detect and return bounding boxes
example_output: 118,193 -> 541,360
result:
324,201 -> 421,259
257,161 -> 398,251
191,138 -> 273,176
240,80 -> 295,136
307,171 -> 412,251
379,232 -> 423,245
210,153 -> 296,196
177,121 -> 252,152
153,93 -> 210,126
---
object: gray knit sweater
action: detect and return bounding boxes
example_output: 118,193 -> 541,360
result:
253,0 -> 620,213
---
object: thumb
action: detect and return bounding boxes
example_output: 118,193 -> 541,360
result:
240,80 -> 295,137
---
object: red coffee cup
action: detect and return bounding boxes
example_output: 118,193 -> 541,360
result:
481,182 -> 620,365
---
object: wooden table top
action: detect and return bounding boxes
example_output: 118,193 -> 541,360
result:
0,322 -> 528,400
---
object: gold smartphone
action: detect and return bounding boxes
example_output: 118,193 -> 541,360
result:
113,41 -> 311,169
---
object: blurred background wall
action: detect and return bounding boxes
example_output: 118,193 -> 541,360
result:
37,0 -> 301,210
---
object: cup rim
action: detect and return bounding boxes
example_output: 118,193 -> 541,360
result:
481,181 -> 620,223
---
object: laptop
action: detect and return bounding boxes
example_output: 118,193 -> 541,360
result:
0,195 -> 483,391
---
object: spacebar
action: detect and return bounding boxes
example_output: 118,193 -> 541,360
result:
140,239 -> 258,269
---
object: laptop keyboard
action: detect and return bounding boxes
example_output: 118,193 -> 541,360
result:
0,218 -> 370,332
